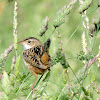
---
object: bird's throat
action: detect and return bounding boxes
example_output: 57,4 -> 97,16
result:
23,44 -> 31,50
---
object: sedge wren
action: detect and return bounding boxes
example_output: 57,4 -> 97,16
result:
18,37 -> 51,92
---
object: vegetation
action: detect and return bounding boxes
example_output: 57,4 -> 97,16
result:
0,0 -> 100,99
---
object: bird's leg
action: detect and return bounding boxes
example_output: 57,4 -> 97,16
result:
31,74 -> 38,93
29,67 -> 38,93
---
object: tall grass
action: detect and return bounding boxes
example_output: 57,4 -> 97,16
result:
0,0 -> 100,99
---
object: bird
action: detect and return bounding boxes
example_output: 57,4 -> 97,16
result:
18,37 -> 51,93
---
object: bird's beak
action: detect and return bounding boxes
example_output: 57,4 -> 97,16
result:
17,41 -> 23,44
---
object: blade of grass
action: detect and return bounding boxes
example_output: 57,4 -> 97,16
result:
63,7 -> 98,48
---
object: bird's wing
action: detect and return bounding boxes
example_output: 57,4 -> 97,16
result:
23,46 -> 48,69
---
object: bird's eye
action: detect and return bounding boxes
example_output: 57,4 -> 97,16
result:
28,41 -> 31,43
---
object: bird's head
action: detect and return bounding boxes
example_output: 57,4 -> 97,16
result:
18,37 -> 42,50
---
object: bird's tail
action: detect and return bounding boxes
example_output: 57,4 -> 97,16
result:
43,38 -> 51,53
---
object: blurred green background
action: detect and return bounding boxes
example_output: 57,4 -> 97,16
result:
0,0 -> 100,99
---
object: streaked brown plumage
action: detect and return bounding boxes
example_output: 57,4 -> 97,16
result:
18,37 -> 51,93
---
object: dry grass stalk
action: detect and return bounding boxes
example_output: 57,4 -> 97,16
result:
0,43 -> 14,67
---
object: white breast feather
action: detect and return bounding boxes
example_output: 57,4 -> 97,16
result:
23,44 -> 31,50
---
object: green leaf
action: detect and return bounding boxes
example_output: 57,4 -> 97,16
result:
0,92 -> 8,100
62,69 -> 67,85
91,73 -> 95,82
43,71 -> 50,82
1,71 -> 11,95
